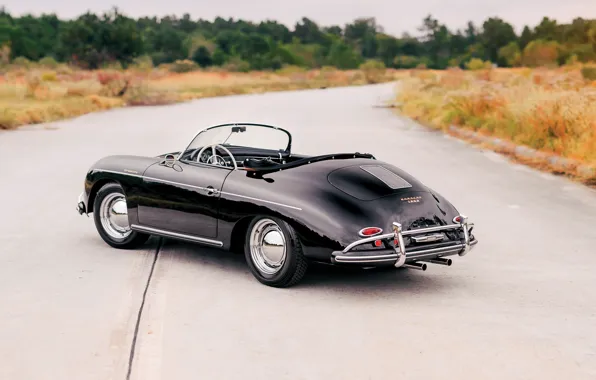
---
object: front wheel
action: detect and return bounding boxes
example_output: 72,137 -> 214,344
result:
244,216 -> 308,288
93,183 -> 149,249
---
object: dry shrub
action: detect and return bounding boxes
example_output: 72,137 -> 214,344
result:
31,83 -> 67,100
0,95 -> 124,129
124,81 -> 179,106
24,72 -> 44,97
4,66 -> 393,129
0,82 -> 26,99
395,67 -> 596,167
513,90 -> 596,162
440,68 -> 466,88
96,70 -> 130,96
64,80 -> 102,97
56,65 -> 74,75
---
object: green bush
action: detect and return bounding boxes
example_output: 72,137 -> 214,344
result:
41,71 -> 58,82
131,55 -> 154,71
465,58 -> 492,70
12,56 -> 32,68
168,59 -> 199,73
39,56 -> 59,68
581,65 -> 596,81
222,57 -> 250,72
276,65 -> 306,75
359,59 -> 387,83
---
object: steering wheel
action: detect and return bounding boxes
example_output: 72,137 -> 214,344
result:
196,144 -> 238,170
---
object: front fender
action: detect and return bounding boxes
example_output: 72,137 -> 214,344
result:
82,155 -> 161,214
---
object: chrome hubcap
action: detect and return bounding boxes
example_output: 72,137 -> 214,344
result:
249,219 -> 287,276
100,193 -> 131,240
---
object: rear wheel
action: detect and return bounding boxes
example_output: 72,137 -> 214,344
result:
93,183 -> 149,249
244,216 -> 308,288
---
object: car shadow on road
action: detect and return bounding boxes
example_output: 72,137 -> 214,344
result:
158,239 -> 465,297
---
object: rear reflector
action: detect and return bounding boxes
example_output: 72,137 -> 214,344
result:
374,240 -> 383,247
358,227 -> 383,237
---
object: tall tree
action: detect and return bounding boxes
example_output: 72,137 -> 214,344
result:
481,17 -> 518,65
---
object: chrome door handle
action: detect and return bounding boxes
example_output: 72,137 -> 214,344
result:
205,186 -> 220,196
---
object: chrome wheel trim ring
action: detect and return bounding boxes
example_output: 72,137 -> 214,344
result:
249,218 -> 287,276
100,192 -> 132,240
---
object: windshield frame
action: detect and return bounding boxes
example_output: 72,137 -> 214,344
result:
176,123 -> 293,162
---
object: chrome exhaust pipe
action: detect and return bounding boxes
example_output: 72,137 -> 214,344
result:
425,257 -> 453,266
404,262 -> 427,271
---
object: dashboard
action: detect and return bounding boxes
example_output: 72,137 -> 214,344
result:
187,145 -> 288,169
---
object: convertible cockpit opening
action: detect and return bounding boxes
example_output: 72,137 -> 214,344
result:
175,123 -> 376,172
176,123 -> 294,169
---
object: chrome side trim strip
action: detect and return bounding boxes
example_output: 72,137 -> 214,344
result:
91,169 -> 300,210
218,191 -> 302,211
93,169 -> 144,178
130,224 -> 224,247
92,169 -> 215,193
143,176 -> 212,193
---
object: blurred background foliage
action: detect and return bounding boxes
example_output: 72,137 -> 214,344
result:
0,7 -> 595,72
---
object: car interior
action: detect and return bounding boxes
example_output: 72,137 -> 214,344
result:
177,144 -> 308,170
169,124 -> 375,173
175,145 -> 375,175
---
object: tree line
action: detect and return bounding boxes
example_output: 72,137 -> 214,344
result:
0,7 -> 595,71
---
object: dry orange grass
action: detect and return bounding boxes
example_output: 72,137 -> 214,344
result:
1,67 -> 400,130
393,66 -> 596,174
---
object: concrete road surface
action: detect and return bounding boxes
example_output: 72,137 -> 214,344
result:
1,83 -> 595,380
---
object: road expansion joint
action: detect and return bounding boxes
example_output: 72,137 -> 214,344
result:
125,237 -> 163,380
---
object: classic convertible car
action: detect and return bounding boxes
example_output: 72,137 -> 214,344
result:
77,123 -> 478,287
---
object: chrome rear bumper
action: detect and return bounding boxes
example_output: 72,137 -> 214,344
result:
331,215 -> 477,267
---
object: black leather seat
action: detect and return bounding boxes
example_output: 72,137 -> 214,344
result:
243,157 -> 279,171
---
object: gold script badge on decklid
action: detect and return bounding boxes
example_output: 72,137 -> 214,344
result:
401,196 -> 422,203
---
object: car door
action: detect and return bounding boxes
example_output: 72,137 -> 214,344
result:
136,158 -> 232,239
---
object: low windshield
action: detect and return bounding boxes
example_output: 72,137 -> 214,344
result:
182,124 -> 290,155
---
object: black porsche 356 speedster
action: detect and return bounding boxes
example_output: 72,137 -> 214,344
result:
77,123 -> 478,287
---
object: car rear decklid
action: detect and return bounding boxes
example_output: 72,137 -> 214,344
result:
327,163 -> 427,201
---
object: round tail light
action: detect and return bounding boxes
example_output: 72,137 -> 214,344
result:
358,227 -> 383,237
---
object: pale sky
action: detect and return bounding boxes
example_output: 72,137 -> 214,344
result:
2,0 -> 595,36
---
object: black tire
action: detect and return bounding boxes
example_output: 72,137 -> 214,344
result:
93,182 -> 149,249
244,216 -> 308,288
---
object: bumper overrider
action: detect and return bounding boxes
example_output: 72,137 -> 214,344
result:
331,215 -> 477,269
77,191 -> 88,216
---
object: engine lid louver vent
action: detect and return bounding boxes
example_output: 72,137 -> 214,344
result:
360,165 -> 412,190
